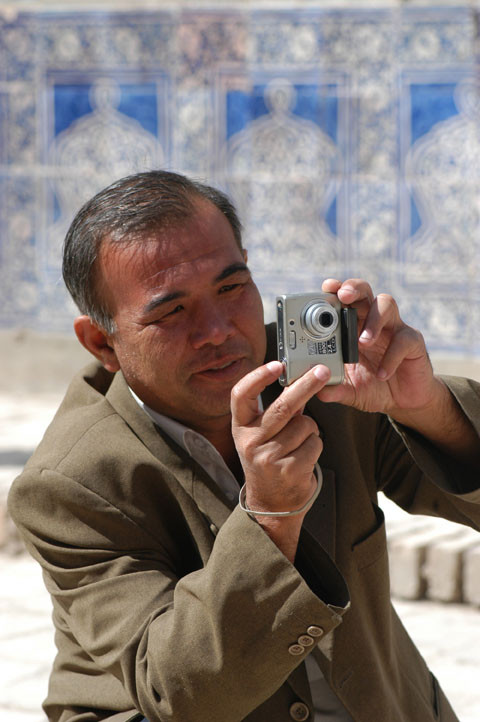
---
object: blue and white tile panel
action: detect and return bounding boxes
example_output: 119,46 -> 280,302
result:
0,7 -> 478,356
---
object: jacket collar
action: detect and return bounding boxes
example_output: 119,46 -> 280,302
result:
104,368 -> 234,533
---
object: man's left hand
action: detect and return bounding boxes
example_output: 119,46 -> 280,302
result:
317,278 -> 444,419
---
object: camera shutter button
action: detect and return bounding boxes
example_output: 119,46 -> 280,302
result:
289,330 -> 296,349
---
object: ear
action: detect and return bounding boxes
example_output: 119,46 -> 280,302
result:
242,248 -> 248,263
73,315 -> 120,373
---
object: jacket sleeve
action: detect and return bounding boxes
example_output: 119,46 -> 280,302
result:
8,464 -> 348,722
376,375 -> 480,527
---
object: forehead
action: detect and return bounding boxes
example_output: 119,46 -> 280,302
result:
97,200 -> 243,306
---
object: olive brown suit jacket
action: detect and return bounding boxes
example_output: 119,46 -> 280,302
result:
8,327 -> 480,722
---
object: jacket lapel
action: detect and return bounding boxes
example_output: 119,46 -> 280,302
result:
105,354 -> 337,555
104,370 -> 234,533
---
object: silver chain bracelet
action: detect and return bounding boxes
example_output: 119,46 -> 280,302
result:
238,463 -> 323,518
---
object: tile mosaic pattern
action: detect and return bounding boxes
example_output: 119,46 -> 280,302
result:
0,6 -> 479,356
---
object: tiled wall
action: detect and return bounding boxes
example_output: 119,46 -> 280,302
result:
1,5 -> 479,357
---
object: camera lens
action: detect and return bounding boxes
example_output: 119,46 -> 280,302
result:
302,300 -> 338,339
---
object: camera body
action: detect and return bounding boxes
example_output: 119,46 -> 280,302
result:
276,292 -> 358,386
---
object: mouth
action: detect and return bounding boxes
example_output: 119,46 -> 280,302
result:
193,357 -> 245,380
209,360 -> 237,371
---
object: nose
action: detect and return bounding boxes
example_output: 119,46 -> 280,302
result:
190,302 -> 235,349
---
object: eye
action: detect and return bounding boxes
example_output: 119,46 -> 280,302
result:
165,304 -> 184,316
219,283 -> 242,294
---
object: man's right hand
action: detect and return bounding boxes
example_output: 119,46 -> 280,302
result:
231,361 -> 329,562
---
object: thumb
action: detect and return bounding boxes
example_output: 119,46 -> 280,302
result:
231,361 -> 283,428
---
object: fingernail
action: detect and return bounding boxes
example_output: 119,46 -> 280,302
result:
266,361 -> 282,373
313,365 -> 330,381
360,329 -> 372,342
377,368 -> 388,379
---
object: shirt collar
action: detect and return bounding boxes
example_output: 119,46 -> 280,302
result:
128,387 -> 197,455
127,387 -> 262,505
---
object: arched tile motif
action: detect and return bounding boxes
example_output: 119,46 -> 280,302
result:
0,6 -> 477,356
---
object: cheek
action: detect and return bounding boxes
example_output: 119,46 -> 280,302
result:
115,330 -> 166,374
241,292 -> 265,331
234,294 -> 266,351
142,329 -> 185,373
236,285 -> 263,317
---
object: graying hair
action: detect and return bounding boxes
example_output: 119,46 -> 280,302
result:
62,170 -> 243,334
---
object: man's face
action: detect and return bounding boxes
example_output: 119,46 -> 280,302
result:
98,199 -> 267,435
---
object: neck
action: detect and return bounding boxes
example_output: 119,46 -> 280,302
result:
198,423 -> 243,481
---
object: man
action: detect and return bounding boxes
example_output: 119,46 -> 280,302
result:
8,170 -> 480,722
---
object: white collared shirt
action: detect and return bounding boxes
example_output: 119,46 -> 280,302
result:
129,388 -> 241,503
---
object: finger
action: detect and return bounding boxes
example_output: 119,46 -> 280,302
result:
286,432 -> 324,473
358,293 -> 400,346
265,414 -> 321,460
276,434 -> 324,487
252,435 -> 323,495
231,361 -> 284,427
316,377 -> 356,406
325,278 -> 375,307
321,278 -> 342,293
322,279 -> 375,328
254,433 -> 323,505
293,404 -> 306,417
375,326 -> 426,380
260,365 -> 331,438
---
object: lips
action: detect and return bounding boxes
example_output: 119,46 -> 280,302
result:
192,356 -> 246,381
204,359 -> 237,372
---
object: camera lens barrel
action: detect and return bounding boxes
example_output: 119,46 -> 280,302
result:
302,300 -> 338,338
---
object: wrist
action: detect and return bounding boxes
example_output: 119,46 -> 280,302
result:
252,515 -> 305,564
239,464 -> 323,518
388,377 -> 480,465
238,465 -> 323,564
388,377 -> 449,430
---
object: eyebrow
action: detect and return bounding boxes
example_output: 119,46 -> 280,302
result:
142,291 -> 186,316
141,262 -> 250,316
214,262 -> 249,283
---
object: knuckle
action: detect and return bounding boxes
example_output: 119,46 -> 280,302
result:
230,382 -> 244,404
271,396 -> 293,422
281,455 -> 299,479
377,293 -> 397,311
408,325 -> 422,340
242,435 -> 260,459
303,415 -> 320,435
397,325 -> 418,346
262,449 -> 280,470
311,432 -> 323,451
292,415 -> 318,441
305,433 -> 323,458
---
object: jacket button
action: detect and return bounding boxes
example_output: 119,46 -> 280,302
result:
289,701 -> 310,720
298,634 -> 314,647
307,625 -> 324,637
288,643 -> 305,656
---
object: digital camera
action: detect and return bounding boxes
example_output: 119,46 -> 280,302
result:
276,292 -> 358,386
